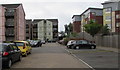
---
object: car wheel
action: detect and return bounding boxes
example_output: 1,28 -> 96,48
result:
18,55 -> 22,61
24,53 -> 27,57
7,59 -> 12,68
91,46 -> 96,49
76,46 -> 80,49
29,50 -> 31,54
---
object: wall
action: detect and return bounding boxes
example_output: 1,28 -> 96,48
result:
95,34 -> 119,49
17,4 -> 26,40
0,6 -> 5,42
73,21 -> 81,33
38,20 -> 44,40
46,20 -> 53,41
79,32 -> 119,49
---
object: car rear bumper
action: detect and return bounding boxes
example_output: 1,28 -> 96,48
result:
2,57 -> 9,66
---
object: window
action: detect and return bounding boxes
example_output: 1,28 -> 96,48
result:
116,23 -> 120,27
105,8 -> 111,13
92,12 -> 96,16
106,24 -> 111,29
82,40 -> 88,44
116,14 -> 120,19
49,33 -> 51,35
105,16 -> 111,21
15,42 -> 24,46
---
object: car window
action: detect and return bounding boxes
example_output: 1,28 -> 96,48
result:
26,43 -> 29,46
82,40 -> 88,44
15,42 -> 24,47
12,45 -> 18,50
76,41 -> 82,44
6,45 -> 14,52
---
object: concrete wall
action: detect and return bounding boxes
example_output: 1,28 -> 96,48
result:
38,20 -> 44,40
79,32 -> 119,49
16,5 -> 26,40
0,6 -> 5,42
95,34 -> 119,49
46,20 -> 53,41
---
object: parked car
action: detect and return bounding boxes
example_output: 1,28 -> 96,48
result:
14,41 -> 32,56
0,44 -> 2,69
67,40 -> 76,49
41,40 -> 46,44
30,40 -> 42,47
1,43 -> 22,68
72,40 -> 96,49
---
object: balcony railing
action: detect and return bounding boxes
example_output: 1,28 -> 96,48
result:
5,22 -> 14,27
5,33 -> 15,37
5,12 -> 14,17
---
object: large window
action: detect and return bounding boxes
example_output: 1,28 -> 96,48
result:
105,16 -> 111,21
105,8 -> 111,13
116,14 -> 120,19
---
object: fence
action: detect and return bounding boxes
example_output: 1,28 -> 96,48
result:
79,32 -> 119,49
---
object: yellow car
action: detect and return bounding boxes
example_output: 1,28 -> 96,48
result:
14,41 -> 32,56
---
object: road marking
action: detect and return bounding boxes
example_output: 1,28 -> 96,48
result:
65,49 -> 95,70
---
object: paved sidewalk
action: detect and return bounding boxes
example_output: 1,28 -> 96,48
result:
97,46 -> 119,53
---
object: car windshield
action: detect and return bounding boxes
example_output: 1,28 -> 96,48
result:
0,44 -> 8,51
15,42 -> 24,46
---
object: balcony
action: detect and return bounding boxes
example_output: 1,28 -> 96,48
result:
53,23 -> 58,26
5,12 -> 14,17
5,9 -> 15,17
33,24 -> 37,28
5,33 -> 15,37
5,22 -> 14,27
33,29 -> 37,33
26,29 -> 29,33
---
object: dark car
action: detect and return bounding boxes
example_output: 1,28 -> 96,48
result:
72,40 -> 96,49
1,43 -> 22,68
30,40 -> 42,47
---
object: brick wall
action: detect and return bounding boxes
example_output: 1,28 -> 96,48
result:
73,21 -> 81,33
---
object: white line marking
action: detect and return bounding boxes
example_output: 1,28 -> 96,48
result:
65,49 -> 95,70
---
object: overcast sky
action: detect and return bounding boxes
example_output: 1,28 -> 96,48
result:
0,0 -> 107,31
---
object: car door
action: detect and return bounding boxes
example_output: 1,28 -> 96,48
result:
82,40 -> 89,48
12,44 -> 21,61
8,45 -> 16,62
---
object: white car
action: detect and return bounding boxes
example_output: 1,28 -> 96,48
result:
41,40 -> 46,44
67,40 -> 76,49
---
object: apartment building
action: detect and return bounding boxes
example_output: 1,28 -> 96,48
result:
38,19 -> 58,41
32,19 -> 39,39
0,4 -> 26,42
26,19 -> 32,40
26,19 -> 58,41
80,8 -> 103,32
102,0 -> 120,32
72,15 -> 81,33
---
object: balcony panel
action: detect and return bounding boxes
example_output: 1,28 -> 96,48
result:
5,33 -> 15,37
5,12 -> 14,17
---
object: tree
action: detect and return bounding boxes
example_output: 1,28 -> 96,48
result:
84,20 -> 102,37
100,24 -> 110,35
64,23 -> 73,37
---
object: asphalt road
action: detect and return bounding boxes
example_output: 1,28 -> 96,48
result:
66,48 -> 119,69
11,43 -> 90,68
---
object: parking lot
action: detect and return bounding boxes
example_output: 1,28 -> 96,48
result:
66,48 -> 118,69
10,43 -> 89,68
2,43 -> 119,70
